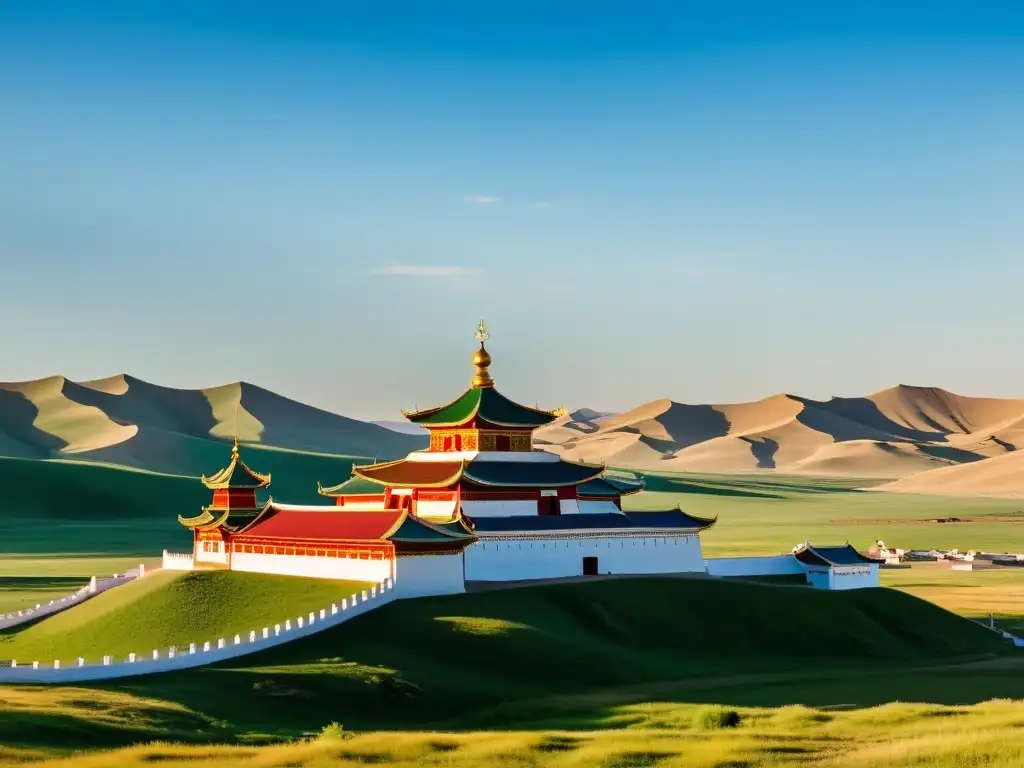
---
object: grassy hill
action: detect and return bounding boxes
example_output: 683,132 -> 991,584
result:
0,571 -> 372,664
0,375 -> 424,470
0,576 -> 1019,764
68,576 -> 1012,734
0,444 -> 393,588
0,374 -> 424,535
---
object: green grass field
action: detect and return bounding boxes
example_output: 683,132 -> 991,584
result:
9,698 -> 1024,767
632,471 -> 1024,557
0,571 -> 372,665
0,576 -> 1022,765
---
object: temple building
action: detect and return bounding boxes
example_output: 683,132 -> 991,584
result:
167,322 -> 715,596
792,543 -> 881,590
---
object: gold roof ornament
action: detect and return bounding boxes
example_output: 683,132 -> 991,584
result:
471,318 -> 494,388
551,405 -> 569,418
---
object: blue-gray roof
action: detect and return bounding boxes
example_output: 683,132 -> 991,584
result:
469,509 -> 714,534
794,544 -> 878,567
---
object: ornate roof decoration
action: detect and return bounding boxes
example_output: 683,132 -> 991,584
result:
472,319 -> 493,388
178,498 -> 274,532
201,438 -> 271,490
401,321 -> 560,429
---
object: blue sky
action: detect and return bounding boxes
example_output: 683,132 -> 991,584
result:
1,2 -> 1022,419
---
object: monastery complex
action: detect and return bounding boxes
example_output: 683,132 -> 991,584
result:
165,322 -> 880,597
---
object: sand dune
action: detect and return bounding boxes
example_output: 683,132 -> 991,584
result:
0,374 -> 425,476
5,373 -> 1022,490
536,385 -> 1024,480
875,450 -> 1024,497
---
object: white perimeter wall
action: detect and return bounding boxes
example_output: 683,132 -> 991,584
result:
394,554 -> 466,598
704,555 -> 805,578
465,535 -> 705,581
230,552 -> 392,582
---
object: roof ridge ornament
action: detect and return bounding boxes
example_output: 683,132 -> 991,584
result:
471,318 -> 494,388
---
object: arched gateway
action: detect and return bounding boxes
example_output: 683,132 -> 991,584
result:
171,323 -> 715,597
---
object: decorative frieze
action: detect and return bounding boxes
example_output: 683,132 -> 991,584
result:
429,429 -> 532,452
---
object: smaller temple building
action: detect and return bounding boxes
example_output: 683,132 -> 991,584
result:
792,543 -> 881,590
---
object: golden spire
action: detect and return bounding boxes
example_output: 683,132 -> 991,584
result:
471,319 -> 494,388
232,397 -> 241,458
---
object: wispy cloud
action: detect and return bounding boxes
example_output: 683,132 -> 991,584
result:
463,195 -> 500,204
374,264 -> 481,278
533,201 -> 550,208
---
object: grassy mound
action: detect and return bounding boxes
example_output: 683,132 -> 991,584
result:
0,571 -> 372,664
102,577 -> 1015,734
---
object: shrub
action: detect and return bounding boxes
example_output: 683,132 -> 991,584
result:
318,722 -> 345,741
693,706 -> 742,730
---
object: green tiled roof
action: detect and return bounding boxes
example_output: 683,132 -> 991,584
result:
319,475 -> 387,497
201,442 -> 271,490
388,516 -> 475,543
404,386 -> 557,428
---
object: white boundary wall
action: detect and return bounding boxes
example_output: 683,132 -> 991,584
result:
704,556 -> 805,578
465,535 -> 705,581
394,554 -> 465,598
0,579 -> 396,684
0,567 -> 145,631
162,552 -> 194,571
229,551 -> 392,582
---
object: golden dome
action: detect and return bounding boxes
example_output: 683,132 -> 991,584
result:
471,319 -> 494,388
471,342 -> 494,387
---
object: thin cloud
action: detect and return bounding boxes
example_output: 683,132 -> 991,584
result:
464,195 -> 500,204
374,265 -> 481,278
533,201 -> 550,208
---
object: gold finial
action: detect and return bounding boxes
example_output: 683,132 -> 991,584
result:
471,319 -> 494,388
232,396 -> 241,458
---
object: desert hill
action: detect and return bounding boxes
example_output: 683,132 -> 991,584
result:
876,449 -> 1024,498
0,374 -> 425,478
536,385 -> 1024,479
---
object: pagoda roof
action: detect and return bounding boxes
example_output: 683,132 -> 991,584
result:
178,499 -> 272,532
577,475 -> 645,497
236,503 -> 474,544
353,458 -> 467,488
469,507 -> 716,534
318,475 -> 387,497
350,456 -> 605,489
201,440 -> 271,490
461,459 -> 603,488
402,385 -> 558,429
793,543 -> 880,568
